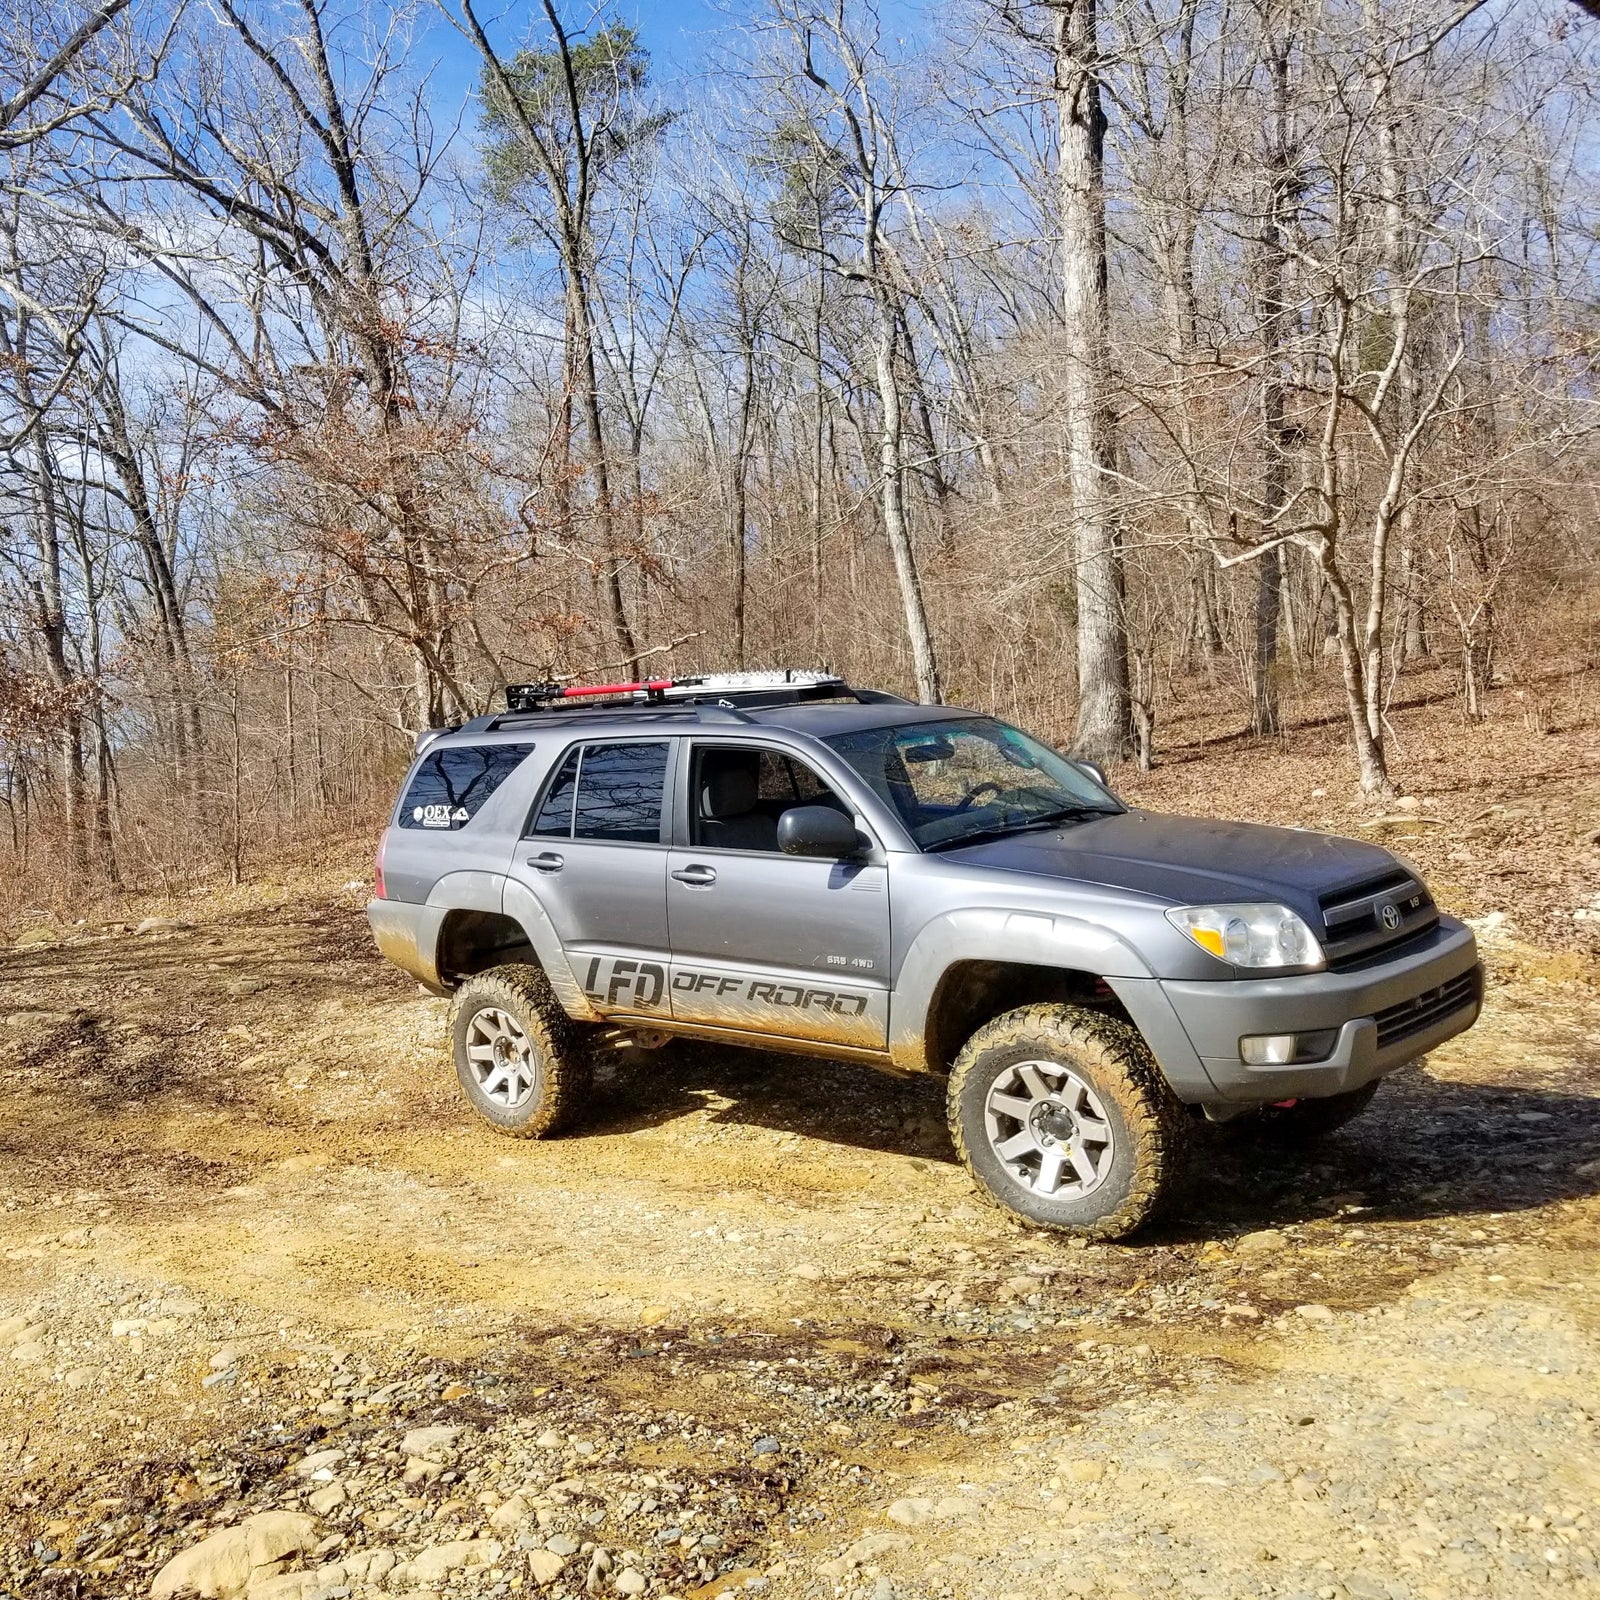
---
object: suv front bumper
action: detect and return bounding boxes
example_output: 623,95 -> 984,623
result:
1154,916 -> 1482,1104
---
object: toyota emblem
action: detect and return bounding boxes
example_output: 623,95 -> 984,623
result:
1380,903 -> 1402,931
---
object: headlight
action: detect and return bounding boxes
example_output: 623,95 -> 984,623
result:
1166,903 -> 1324,970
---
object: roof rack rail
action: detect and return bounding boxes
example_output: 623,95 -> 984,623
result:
455,671 -> 911,735
503,670 -> 854,713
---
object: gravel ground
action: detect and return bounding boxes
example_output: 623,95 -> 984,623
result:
0,897 -> 1597,1600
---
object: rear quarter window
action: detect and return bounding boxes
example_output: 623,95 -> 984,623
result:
398,744 -> 534,830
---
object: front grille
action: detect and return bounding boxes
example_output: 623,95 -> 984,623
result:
1374,967 -> 1481,1049
1320,868 -> 1437,970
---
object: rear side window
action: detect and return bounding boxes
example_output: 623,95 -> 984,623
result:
528,741 -> 669,843
399,744 -> 534,830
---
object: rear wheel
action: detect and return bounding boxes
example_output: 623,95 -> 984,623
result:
449,964 -> 591,1138
1240,1080 -> 1380,1143
947,1004 -> 1188,1239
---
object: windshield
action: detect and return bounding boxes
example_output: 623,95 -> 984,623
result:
824,716 -> 1121,850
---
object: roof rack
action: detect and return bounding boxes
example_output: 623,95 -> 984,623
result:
457,670 -> 910,735
504,670 -> 846,712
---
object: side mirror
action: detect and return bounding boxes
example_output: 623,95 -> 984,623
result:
1072,758 -> 1109,789
777,805 -> 862,858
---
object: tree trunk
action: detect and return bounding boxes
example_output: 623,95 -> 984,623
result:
1324,561 -> 1391,794
729,388 -> 752,670
1281,563 -> 1301,666
1462,609 -> 1492,720
284,668 -> 298,814
566,241 -> 637,675
872,303 -> 942,702
728,251 -> 758,669
811,289 -> 826,661
1356,0 -> 1413,762
1056,0 -> 1131,761
229,677 -> 243,887
1251,548 -> 1283,736
898,309 -> 958,560
92,710 -> 118,884
1400,544 -> 1428,661
1250,15 -> 1293,737
1156,4 -> 1215,681
1197,561 -> 1223,663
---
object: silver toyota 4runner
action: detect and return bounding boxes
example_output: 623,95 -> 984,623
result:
368,671 -> 1483,1238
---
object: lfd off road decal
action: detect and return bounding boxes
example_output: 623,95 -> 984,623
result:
672,970 -> 869,1016
580,955 -> 871,1021
581,956 -> 667,1009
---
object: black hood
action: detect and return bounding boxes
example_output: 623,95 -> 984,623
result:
942,810 -> 1399,923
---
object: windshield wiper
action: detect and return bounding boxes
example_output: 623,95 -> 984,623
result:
923,804 -> 1120,852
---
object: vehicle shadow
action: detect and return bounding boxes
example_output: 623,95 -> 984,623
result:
1174,1062 -> 1600,1235
585,1047 -> 1600,1232
584,1040 -> 957,1164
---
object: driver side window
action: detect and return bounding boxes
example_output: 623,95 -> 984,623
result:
690,745 -> 847,853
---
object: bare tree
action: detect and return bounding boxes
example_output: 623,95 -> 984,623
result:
92,0 -> 483,729
0,0 -> 135,154
0,0 -> 1595,893
766,0 -> 944,703
1249,0 -> 1296,737
1054,0 -> 1131,760
466,1 -> 676,674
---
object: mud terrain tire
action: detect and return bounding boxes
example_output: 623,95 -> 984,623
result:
948,1004 -> 1188,1239
1238,1080 -> 1380,1143
449,964 -> 591,1138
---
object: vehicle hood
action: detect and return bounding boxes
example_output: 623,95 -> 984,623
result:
940,810 -> 1398,921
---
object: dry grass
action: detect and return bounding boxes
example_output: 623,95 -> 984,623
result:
1116,654 -> 1600,962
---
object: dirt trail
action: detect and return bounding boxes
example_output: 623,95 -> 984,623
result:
1,892 -> 1598,1600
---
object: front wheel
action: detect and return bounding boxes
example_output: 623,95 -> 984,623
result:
449,964 -> 591,1138
947,1004 -> 1188,1239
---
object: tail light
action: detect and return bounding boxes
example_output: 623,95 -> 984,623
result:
374,833 -> 388,899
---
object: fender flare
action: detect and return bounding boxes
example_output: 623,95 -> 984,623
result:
407,873 -> 601,1022
425,868 -> 505,918
501,878 -> 604,1021
408,870 -> 512,996
889,907 -> 1156,1074
889,909 -> 1216,1098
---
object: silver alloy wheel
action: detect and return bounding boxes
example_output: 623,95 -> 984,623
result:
983,1059 -> 1115,1197
464,1006 -> 539,1110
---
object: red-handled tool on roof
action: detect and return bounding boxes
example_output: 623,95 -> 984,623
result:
503,671 -> 842,713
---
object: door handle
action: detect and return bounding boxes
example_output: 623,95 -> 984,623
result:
671,864 -> 717,887
525,851 -> 564,873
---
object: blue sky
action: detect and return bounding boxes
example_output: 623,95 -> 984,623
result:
623,0 -> 732,68
415,0 -> 938,127
418,0 -> 749,120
